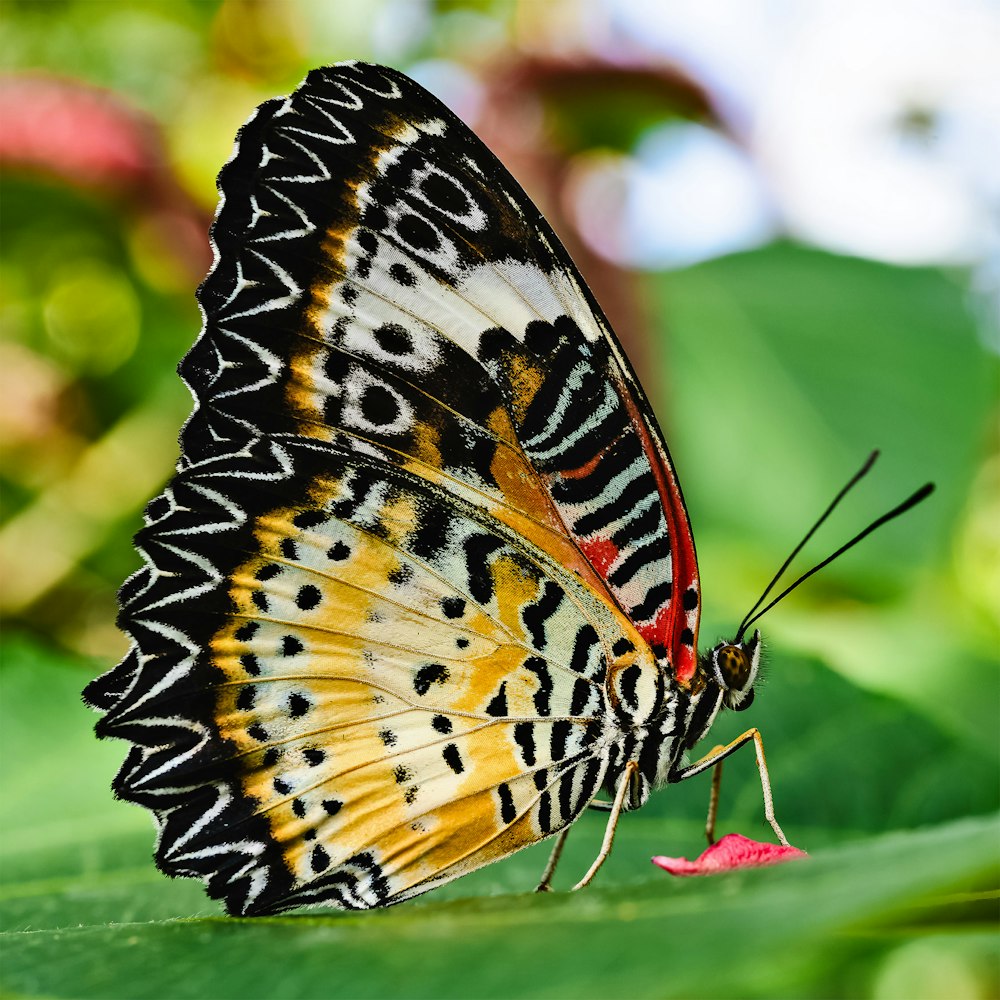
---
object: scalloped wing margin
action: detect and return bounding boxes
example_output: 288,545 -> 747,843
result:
87,436 -> 652,913
84,61 -> 701,913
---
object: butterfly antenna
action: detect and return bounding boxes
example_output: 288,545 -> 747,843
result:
735,450 -> 881,641
736,477 -> 934,642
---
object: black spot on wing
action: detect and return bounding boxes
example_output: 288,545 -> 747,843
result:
485,682 -> 508,717
288,693 -> 310,718
612,638 -> 635,657
359,384 -> 400,426
442,743 -> 464,774
523,657 -> 553,716
550,720 -> 572,761
280,635 -> 304,656
419,170 -> 472,217
513,722 -> 536,766
464,533 -> 504,604
538,790 -> 552,833
617,665 -> 641,710
431,714 -> 452,734
569,625 -> 601,676
569,678 -> 591,716
388,262 -> 415,286
497,783 -> 516,824
440,595 -> 465,619
293,510 -> 326,530
413,663 -> 449,696
372,323 -> 413,355
410,504 -> 453,560
558,769 -> 575,820
387,562 -> 413,587
522,580 -> 562,649
295,585 -> 321,611
395,212 -> 440,253
327,540 -> 350,561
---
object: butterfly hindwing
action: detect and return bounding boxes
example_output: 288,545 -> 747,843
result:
98,438 -> 649,912
86,62 -> 702,914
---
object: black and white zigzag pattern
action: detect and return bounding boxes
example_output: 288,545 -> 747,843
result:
85,62 -> 711,915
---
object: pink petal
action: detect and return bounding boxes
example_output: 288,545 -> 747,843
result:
652,833 -> 807,876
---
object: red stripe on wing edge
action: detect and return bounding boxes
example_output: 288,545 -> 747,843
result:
617,381 -> 700,685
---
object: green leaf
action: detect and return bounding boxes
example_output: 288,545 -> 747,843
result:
643,243 -> 998,755
2,640 -> 997,999
3,816 -> 998,999
649,243 -> 993,571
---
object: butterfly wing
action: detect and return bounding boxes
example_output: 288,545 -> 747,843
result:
85,62 -> 700,914
187,61 -> 701,672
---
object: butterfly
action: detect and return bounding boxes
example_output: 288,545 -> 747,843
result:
84,62 -> 930,916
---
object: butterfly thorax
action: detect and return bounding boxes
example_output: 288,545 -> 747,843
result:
602,629 -> 763,810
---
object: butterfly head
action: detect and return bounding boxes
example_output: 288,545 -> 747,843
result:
701,629 -> 761,712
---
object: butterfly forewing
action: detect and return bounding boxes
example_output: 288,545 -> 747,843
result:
195,62 -> 699,663
85,62 -> 701,914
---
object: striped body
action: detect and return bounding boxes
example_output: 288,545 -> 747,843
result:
85,63 -> 723,915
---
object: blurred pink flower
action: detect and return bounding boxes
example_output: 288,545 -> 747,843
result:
0,74 -> 212,281
0,75 -> 156,189
652,833 -> 807,876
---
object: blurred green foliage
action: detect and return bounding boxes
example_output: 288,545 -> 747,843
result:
1,2 -> 997,998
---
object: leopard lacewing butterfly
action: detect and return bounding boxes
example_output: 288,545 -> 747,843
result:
84,62 -> 932,915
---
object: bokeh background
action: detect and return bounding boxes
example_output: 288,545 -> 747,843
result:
2,2 -> 998,999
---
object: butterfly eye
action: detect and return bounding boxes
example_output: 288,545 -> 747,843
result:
717,645 -> 751,690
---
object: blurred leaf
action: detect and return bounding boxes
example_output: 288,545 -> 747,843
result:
3,1 -> 215,113
542,68 -> 713,153
0,178 -> 196,649
643,242 -> 997,748
643,649 -> 1000,836
2,640 -> 997,998
2,817 -> 997,999
650,243 -> 993,575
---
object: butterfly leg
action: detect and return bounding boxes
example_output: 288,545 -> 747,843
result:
674,729 -> 789,846
705,757 -> 725,845
571,760 -> 639,891
535,828 -> 571,892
